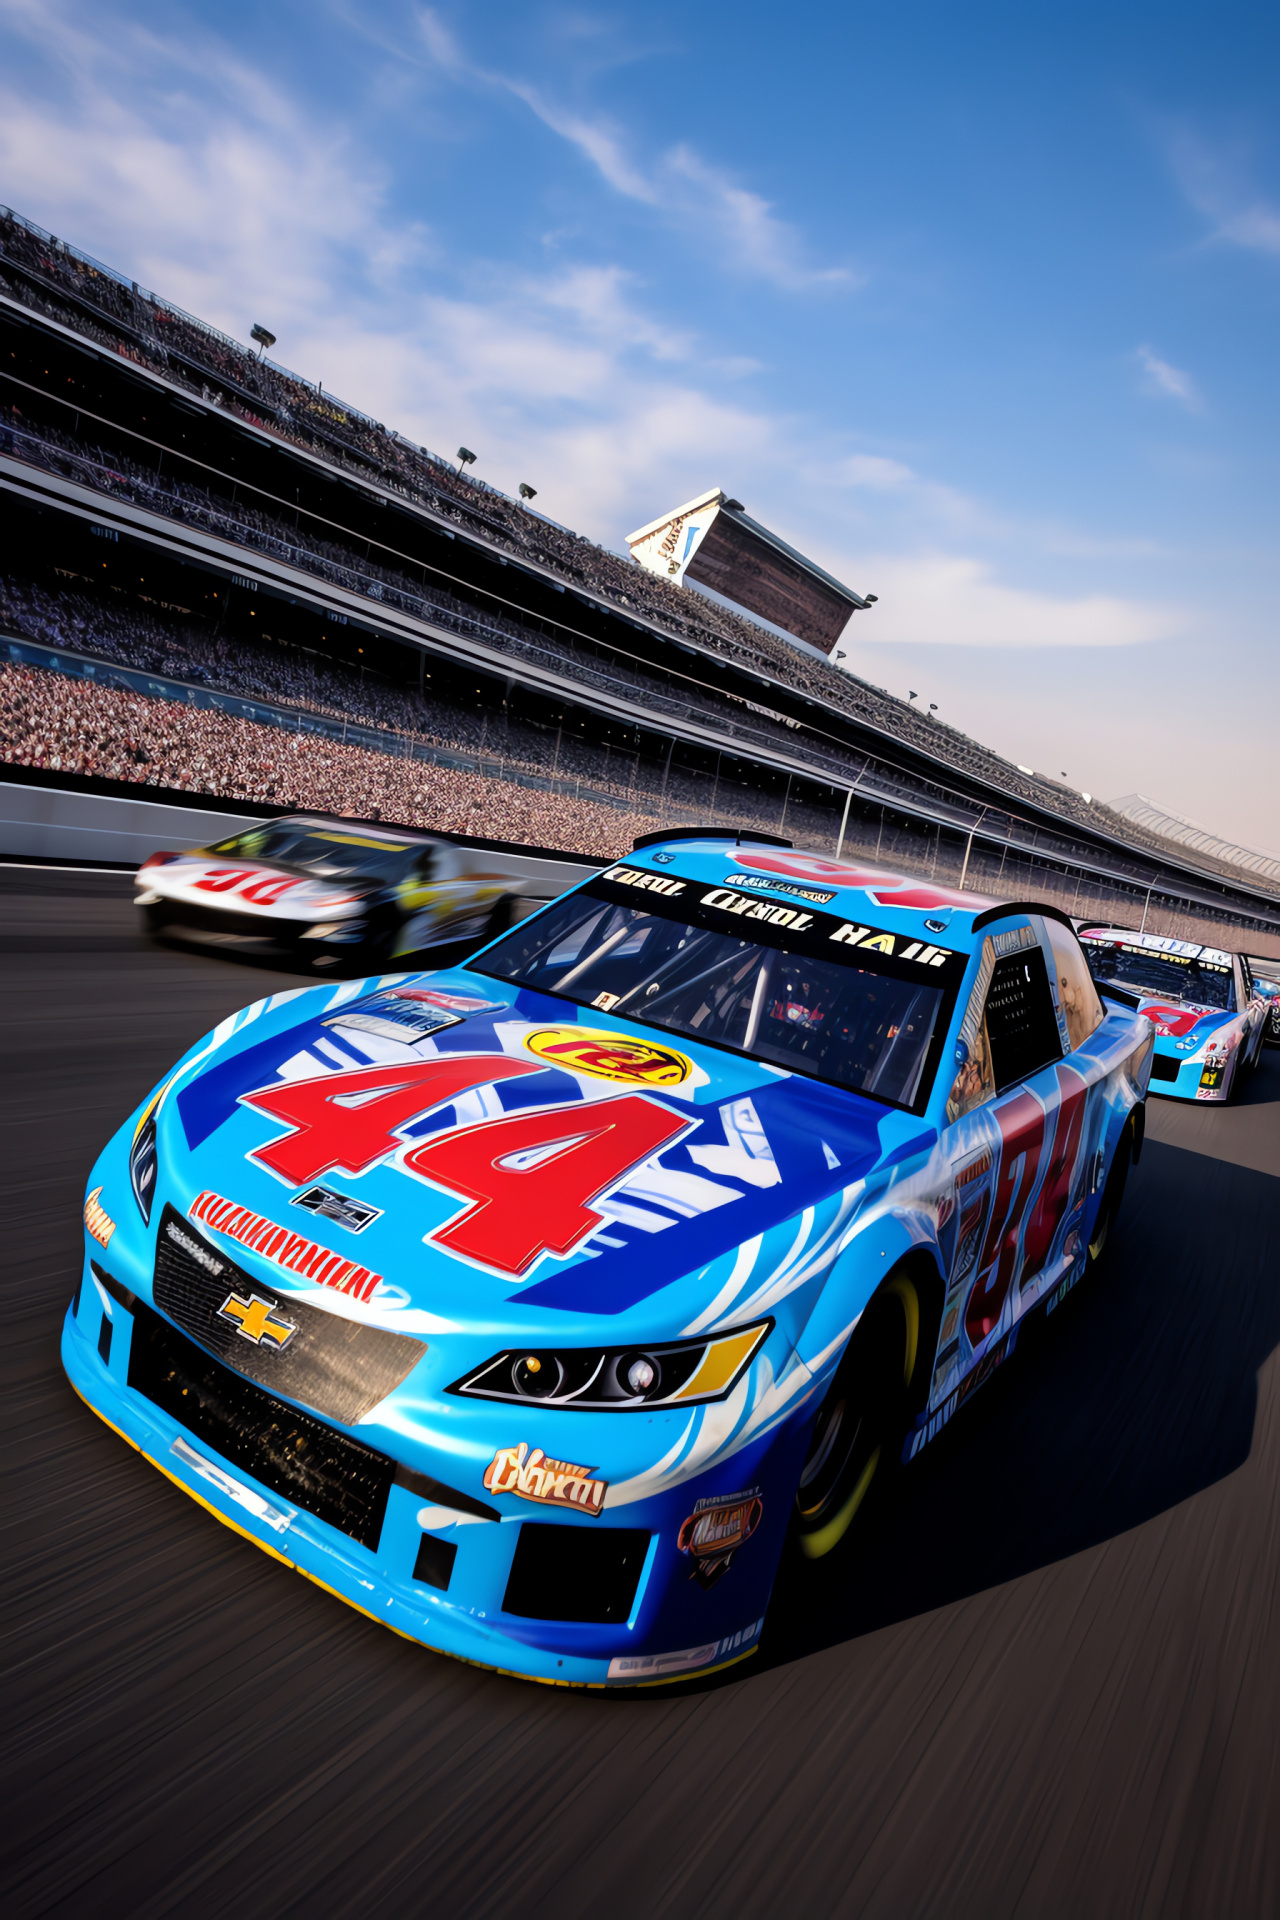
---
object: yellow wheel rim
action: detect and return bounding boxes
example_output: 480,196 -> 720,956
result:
885,1276 -> 919,1386
798,1447 -> 881,1559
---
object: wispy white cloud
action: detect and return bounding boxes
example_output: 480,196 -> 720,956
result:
416,7 -> 853,291
827,552 -> 1185,650
1135,343 -> 1202,411
1165,125 -> 1280,257
0,0 -> 1178,658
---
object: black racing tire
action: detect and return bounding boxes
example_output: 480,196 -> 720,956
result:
794,1268 -> 933,1562
141,904 -> 171,941
1087,1112 -> 1136,1267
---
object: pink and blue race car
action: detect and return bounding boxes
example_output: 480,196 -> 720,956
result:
65,833 -> 1153,1687
1077,925 -> 1267,1102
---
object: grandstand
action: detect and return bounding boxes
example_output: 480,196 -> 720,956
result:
1,202 -> 1278,952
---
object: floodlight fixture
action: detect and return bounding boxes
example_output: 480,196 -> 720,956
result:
864,593 -> 879,604
908,690 -> 918,702
519,482 -> 537,501
250,324 -> 277,358
835,650 -> 847,661
929,703 -> 938,713
457,446 -> 477,471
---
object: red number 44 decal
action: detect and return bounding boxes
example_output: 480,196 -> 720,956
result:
241,1056 -> 688,1277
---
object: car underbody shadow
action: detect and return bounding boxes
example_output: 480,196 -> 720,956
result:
625,1086 -> 1280,1701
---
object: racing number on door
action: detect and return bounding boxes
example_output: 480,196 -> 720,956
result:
965,1089 -> 1045,1346
1020,1063 -> 1089,1283
405,1095 -> 689,1275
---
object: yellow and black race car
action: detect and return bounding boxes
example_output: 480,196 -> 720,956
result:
134,813 -> 523,970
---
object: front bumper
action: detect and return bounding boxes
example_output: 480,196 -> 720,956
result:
139,896 -> 369,959
62,1259 -> 794,1688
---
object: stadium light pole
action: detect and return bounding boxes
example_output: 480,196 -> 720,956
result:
457,446 -> 477,474
250,324 -> 276,359
958,806 -> 989,893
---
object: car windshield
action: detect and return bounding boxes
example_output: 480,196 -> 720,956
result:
208,824 -> 422,883
1082,940 -> 1235,1012
474,873 -> 962,1111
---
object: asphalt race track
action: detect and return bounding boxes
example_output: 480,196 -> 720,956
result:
4,867 -> 1278,1920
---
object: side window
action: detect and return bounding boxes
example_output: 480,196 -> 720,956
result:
1044,919 -> 1105,1051
413,847 -> 437,883
983,943 -> 1063,1091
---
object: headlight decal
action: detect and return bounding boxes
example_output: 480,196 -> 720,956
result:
448,1319 -> 771,1410
129,1106 -> 160,1225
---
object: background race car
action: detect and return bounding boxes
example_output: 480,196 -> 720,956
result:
1244,956 -> 1280,1046
1078,925 -> 1267,1101
69,832 -> 1155,1688
134,814 -> 524,971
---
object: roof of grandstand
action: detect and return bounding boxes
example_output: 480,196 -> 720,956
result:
627,487 -> 870,651
1109,794 -> 1280,885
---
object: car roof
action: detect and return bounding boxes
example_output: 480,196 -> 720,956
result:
617,834 -> 1053,955
274,814 -> 439,849
1077,924 -> 1236,966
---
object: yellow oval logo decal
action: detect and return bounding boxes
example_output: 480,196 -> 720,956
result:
524,1027 -> 692,1087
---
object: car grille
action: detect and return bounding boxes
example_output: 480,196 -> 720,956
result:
503,1523 -> 651,1623
153,1204 -> 426,1426
1149,1055 -> 1181,1083
128,1306 -> 395,1549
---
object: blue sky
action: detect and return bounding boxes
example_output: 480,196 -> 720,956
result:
1,0 -> 1276,844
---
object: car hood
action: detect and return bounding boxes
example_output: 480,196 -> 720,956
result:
1135,997 -> 1238,1045
150,968 -> 931,1344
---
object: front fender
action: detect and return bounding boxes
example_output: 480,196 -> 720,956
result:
794,1205 -> 943,1390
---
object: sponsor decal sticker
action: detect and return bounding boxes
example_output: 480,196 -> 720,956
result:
607,1616 -> 765,1681
323,985 -> 499,1046
523,1027 -> 693,1088
482,1442 -> 607,1514
700,887 -> 815,932
190,1190 -> 383,1303
84,1186 -> 116,1248
290,1184 -> 382,1233
216,1290 -> 298,1350
677,1488 -> 763,1587
725,872 -> 836,905
600,864 -> 687,897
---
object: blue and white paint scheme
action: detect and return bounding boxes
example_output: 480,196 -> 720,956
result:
65,835 -> 1152,1687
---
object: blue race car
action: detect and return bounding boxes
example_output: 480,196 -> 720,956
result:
1077,925 -> 1267,1101
65,833 -> 1152,1688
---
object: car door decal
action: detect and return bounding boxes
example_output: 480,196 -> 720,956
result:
1020,1061 -> 1090,1284
965,1088 -> 1046,1347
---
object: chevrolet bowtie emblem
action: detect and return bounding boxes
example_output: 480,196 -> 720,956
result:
217,1291 -> 298,1350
